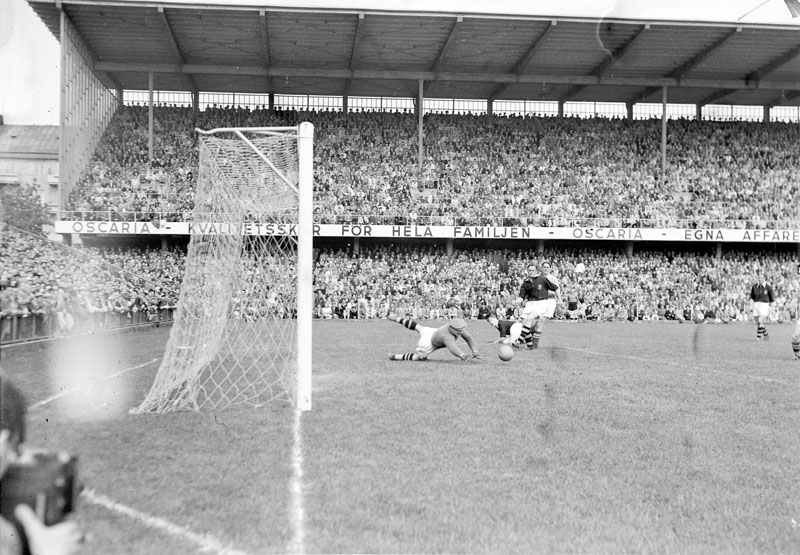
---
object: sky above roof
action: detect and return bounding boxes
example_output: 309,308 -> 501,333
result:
1,0 -> 798,125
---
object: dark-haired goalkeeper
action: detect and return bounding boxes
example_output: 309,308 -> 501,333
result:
387,315 -> 482,362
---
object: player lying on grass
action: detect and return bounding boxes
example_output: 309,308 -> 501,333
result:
487,316 -> 523,347
387,315 -> 482,361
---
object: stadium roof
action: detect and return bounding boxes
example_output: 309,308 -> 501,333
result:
26,0 -> 800,108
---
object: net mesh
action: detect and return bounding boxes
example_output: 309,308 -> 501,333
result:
132,130 -> 301,412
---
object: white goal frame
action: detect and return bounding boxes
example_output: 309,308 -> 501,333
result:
133,123 -> 313,412
200,123 -> 315,411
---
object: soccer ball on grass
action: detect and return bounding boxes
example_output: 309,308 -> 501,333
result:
498,344 -> 514,362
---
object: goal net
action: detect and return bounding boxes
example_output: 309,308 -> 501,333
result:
132,124 -> 313,413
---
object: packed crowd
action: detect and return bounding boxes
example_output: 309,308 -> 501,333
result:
0,227 -> 182,338
3,226 -> 798,343
312,244 -> 800,324
64,104 -> 800,229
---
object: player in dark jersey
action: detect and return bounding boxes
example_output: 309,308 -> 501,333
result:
487,316 -> 523,346
749,267 -> 775,341
792,262 -> 800,360
792,293 -> 800,360
516,261 -> 560,349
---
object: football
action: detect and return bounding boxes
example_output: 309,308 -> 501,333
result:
498,344 -> 514,361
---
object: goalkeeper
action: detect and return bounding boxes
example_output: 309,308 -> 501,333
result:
387,315 -> 482,362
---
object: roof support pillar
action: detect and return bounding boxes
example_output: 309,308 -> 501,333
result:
417,79 -> 424,177
148,71 -> 154,163
661,86 -> 668,178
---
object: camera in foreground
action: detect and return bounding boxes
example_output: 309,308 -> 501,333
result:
0,450 -> 80,555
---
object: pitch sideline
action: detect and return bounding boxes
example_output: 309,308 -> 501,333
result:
27,358 -> 161,410
81,488 -> 251,555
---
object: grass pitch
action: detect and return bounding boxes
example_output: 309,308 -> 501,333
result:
1,319 -> 798,554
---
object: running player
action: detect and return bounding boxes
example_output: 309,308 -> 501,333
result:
517,261 -> 560,350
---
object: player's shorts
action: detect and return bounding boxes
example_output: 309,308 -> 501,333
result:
503,322 -> 523,345
544,298 -> 557,319
414,325 -> 437,359
521,299 -> 548,321
752,302 -> 770,318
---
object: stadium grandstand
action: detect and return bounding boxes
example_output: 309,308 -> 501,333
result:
3,3 -> 800,555
2,0 -> 799,344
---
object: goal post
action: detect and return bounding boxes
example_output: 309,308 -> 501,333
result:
131,123 -> 314,413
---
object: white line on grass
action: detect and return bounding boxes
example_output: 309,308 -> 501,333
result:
28,358 -> 160,410
81,488 -> 251,555
558,346 -> 791,385
287,407 -> 307,554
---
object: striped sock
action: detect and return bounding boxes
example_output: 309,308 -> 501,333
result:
520,326 -> 531,344
391,353 -> 420,361
397,318 -> 417,330
792,337 -> 799,358
531,330 -> 542,349
757,326 -> 765,339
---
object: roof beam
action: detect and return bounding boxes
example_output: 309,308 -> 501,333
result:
628,27 -> 740,103
431,16 -> 462,72
561,24 -> 647,103
697,88 -> 736,106
488,20 -> 556,103
746,44 -> 800,83
55,3 -> 120,91
765,89 -> 800,109
344,12 -> 366,98
423,16 -> 463,97
92,61 -> 800,93
158,6 -> 197,94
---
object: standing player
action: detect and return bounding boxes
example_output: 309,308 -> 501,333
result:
792,293 -> 800,361
543,266 -> 564,322
517,261 -> 560,350
387,315 -> 482,362
749,267 -> 775,341
792,262 -> 800,360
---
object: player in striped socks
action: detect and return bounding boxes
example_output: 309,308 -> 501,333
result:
749,268 -> 775,341
792,299 -> 800,360
517,261 -> 560,349
791,269 -> 800,360
387,315 -> 482,362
